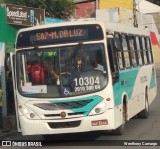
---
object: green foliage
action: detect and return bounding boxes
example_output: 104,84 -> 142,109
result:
0,0 -> 6,3
1,0 -> 76,19
45,0 -> 76,19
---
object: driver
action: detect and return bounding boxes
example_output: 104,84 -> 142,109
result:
91,59 -> 104,71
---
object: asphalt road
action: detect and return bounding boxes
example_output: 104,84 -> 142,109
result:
2,69 -> 160,149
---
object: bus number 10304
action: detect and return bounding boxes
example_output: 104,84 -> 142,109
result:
74,77 -> 100,86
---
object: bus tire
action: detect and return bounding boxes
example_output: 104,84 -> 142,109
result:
137,91 -> 149,119
112,103 -> 126,135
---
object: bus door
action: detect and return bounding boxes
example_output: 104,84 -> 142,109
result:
10,52 -> 21,132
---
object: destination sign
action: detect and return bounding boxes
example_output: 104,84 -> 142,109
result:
30,28 -> 88,43
16,24 -> 104,48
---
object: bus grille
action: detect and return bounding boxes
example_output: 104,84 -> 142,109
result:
33,99 -> 93,110
48,120 -> 81,129
44,112 -> 85,117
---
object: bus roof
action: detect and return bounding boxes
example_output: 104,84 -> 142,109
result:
105,22 -> 150,36
16,21 -> 105,34
17,21 -> 150,37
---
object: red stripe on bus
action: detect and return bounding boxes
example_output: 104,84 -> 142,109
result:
150,32 -> 159,45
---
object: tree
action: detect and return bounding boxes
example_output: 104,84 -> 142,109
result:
45,0 -> 76,19
2,0 -> 76,19
0,0 -> 5,3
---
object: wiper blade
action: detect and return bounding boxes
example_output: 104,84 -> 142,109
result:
65,42 -> 83,65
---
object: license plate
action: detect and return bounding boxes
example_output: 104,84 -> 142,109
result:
91,119 -> 108,126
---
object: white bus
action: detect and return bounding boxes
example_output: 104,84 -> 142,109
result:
11,21 -> 157,136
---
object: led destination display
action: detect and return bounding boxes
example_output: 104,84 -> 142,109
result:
31,28 -> 88,42
16,24 -> 104,48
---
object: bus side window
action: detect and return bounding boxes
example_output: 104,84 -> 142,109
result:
145,37 -> 153,64
108,40 -> 116,73
141,37 -> 148,64
135,36 -> 143,65
107,38 -> 119,83
128,35 -> 137,67
114,32 -> 124,69
121,34 -> 131,68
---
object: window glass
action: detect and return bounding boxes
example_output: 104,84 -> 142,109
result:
141,37 -> 147,64
16,44 -> 108,98
146,37 -> 153,63
114,33 -> 124,69
121,34 -> 130,67
107,39 -> 118,73
128,36 -> 137,66
135,36 -> 143,65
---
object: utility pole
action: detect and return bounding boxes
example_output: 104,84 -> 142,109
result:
133,0 -> 138,27
96,0 -> 99,9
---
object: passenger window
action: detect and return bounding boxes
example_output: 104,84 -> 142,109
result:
121,34 -> 130,68
146,37 -> 153,63
114,33 -> 124,69
128,36 -> 137,67
135,36 -> 143,65
107,38 -> 118,73
141,37 -> 148,64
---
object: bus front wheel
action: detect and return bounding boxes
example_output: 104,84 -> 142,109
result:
137,91 -> 149,119
112,103 -> 126,135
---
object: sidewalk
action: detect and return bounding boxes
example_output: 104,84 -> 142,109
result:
0,115 -> 17,140
0,128 -> 17,140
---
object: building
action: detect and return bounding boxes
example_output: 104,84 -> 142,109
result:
74,0 -> 160,41
74,0 -> 97,19
137,0 -> 160,41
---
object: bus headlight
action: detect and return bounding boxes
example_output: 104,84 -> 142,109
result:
89,102 -> 107,115
23,108 -> 29,114
19,104 -> 40,120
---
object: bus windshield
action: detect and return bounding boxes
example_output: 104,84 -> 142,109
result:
16,43 -> 108,98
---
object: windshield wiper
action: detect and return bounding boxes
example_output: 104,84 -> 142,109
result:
65,42 -> 83,65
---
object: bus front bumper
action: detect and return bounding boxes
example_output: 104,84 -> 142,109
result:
19,109 -> 116,135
